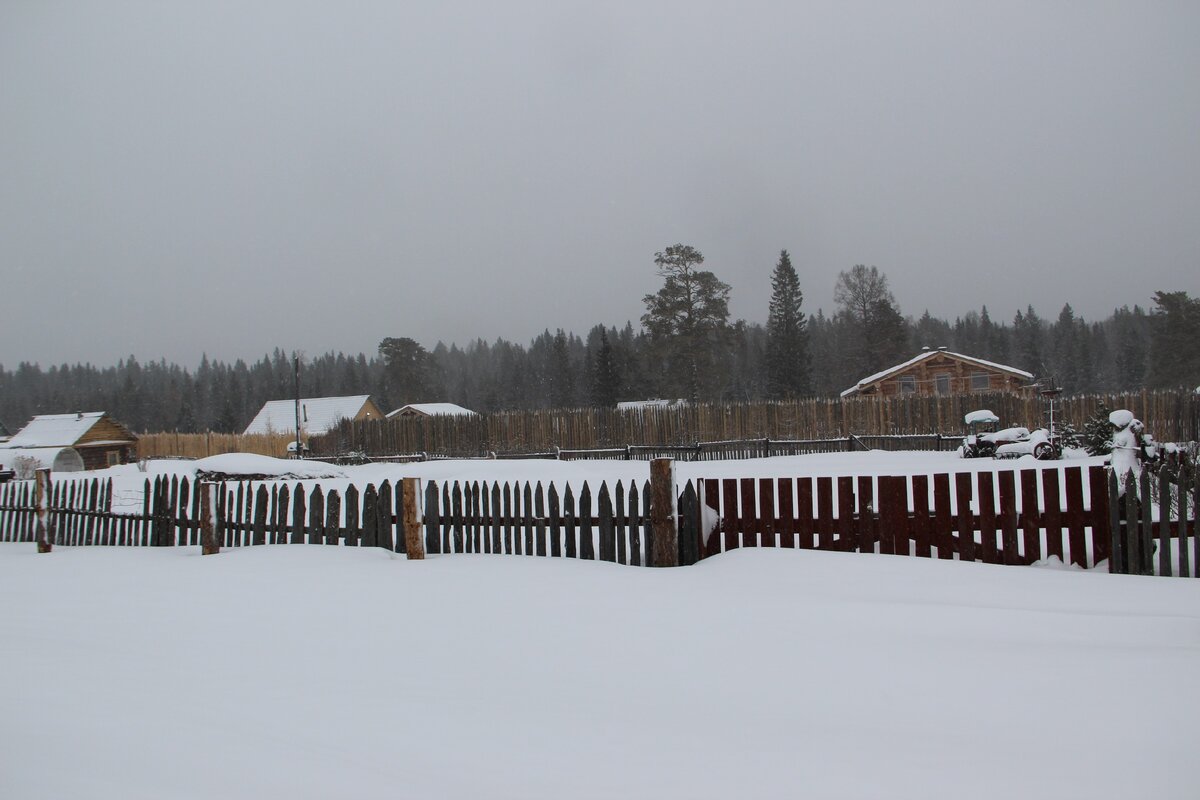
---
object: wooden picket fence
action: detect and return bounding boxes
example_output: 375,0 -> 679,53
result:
2,464 -> 1196,577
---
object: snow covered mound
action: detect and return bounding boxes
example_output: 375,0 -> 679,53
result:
194,453 -> 347,480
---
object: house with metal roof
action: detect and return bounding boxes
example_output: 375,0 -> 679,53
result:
243,395 -> 384,438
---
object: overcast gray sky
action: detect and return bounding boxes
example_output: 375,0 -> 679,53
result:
2,1 -> 1197,367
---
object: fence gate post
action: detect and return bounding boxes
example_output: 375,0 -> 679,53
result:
35,468 -> 53,553
402,478 -> 424,560
200,481 -> 220,556
650,458 -> 678,567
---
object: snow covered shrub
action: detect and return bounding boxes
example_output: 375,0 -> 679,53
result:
11,455 -> 38,481
1057,422 -> 1083,450
1081,404 -> 1114,456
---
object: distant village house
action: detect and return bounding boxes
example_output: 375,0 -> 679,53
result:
0,411 -> 138,471
386,403 -> 477,419
840,348 -> 1033,399
244,395 -> 383,440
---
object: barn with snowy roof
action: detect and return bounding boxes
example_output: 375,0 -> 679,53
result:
1,411 -> 138,470
243,395 -> 384,438
840,348 -> 1034,398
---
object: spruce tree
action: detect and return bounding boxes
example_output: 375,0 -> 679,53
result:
765,250 -> 810,398
591,329 -> 621,407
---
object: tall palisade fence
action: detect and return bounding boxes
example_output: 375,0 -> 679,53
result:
2,464 -> 1196,577
309,390 -> 1200,460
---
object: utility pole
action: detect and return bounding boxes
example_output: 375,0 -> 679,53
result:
293,354 -> 302,459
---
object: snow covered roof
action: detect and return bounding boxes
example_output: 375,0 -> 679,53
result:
387,403 -> 477,419
3,412 -> 106,448
0,446 -> 85,473
244,396 -> 375,436
840,351 -> 1033,398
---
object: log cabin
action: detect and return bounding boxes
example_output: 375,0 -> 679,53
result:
840,348 -> 1034,398
1,412 -> 138,470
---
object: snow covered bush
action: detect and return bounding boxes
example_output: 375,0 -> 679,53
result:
1081,403 -> 1114,456
11,455 -> 38,481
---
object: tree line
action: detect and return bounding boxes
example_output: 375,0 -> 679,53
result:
1,245 -> 1197,435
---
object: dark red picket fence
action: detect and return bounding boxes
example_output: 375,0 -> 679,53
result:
2,464 -> 1196,577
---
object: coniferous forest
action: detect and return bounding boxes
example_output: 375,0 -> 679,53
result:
1,249 -> 1197,435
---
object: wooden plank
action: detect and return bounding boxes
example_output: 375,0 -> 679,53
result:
776,478 -> 796,550
441,483 -> 451,553
1158,473 -> 1172,577
188,478 -> 201,546
976,472 -> 999,564
424,481 -> 440,554
200,482 -> 219,555
503,483 -> 514,554
816,476 -> 835,552
878,476 -> 907,557
759,477 -> 777,548
1107,471 -> 1122,573
402,478 -> 423,559
535,482 -> 548,557
678,481 -> 700,566
563,484 -> 577,558
628,482 -> 642,566
598,482 -> 616,562
641,480 -> 654,565
360,482 -> 379,551
1122,471 -> 1140,575
719,478 -> 738,551
344,484 -> 360,547
953,473 -> 975,562
141,478 -> 151,546
1019,469 -> 1041,565
35,469 -> 53,553
740,477 -> 758,548
309,486 -> 325,546
292,484 -> 308,545
252,485 -> 268,545
1139,471 -> 1154,576
797,477 -> 815,550
1179,476 -> 1191,578
377,480 -> 394,552
490,482 -> 502,554
613,481 -> 626,563
523,482 -> 535,556
579,482 -> 596,560
997,470 -> 1017,566
1091,465 -> 1114,570
1041,469 -> 1063,563
548,483 -> 562,558
836,476 -> 855,552
911,474 -> 931,558
1063,467 -> 1087,568
855,476 -> 874,554
931,473 -> 953,560
451,482 -> 464,553
650,459 -> 676,566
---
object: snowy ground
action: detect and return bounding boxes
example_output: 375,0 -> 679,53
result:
2,543 -> 1197,799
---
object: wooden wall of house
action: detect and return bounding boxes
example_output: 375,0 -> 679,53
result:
78,444 -> 132,471
861,355 -> 1029,398
76,416 -> 138,448
353,400 -> 385,423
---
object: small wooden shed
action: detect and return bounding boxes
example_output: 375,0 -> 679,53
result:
2,412 -> 138,470
841,348 -> 1033,398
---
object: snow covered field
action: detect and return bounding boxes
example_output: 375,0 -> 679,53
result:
2,542 -> 1197,799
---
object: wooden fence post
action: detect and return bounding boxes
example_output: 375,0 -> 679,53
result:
402,478 -> 424,560
200,481 -> 220,555
35,468 -> 53,553
650,458 -> 678,567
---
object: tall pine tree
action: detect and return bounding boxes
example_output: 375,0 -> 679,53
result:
765,250 -> 810,398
